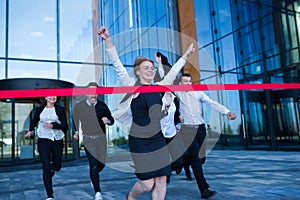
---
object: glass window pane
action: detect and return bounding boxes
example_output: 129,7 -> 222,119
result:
147,0 -> 156,26
60,63 -> 99,86
217,0 -> 232,36
0,101 -> 12,161
199,46 -> 215,75
60,0 -> 94,62
156,0 -> 166,22
195,0 -> 212,46
8,0 -> 56,59
0,60 -> 5,79
0,1 -> 5,57
8,61 -> 57,79
222,35 -> 236,72
16,103 -> 35,160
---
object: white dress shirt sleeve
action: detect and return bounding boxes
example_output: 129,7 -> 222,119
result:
198,91 -> 230,114
155,58 -> 186,85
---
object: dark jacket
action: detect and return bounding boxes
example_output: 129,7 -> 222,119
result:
29,104 -> 69,133
73,99 -> 114,136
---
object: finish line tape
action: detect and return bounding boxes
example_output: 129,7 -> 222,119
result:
0,83 -> 300,99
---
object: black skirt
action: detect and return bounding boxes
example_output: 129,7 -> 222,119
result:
129,131 -> 171,180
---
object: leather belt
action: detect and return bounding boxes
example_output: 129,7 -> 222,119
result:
83,134 -> 101,139
182,124 -> 205,129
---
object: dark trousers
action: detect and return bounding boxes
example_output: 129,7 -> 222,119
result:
38,138 -> 63,198
180,124 -> 209,192
182,152 -> 192,177
83,135 -> 106,193
165,134 -> 185,171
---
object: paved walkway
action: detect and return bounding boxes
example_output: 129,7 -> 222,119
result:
0,149 -> 300,200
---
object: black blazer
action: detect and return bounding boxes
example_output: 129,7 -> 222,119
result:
29,104 -> 69,134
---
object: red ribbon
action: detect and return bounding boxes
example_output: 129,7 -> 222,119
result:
0,83 -> 299,99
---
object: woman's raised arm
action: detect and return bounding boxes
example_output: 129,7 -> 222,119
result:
98,26 -> 134,86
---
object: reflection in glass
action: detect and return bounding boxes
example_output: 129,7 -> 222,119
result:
248,102 -> 264,139
0,0 -> 5,57
8,60 -> 57,79
222,35 -> 236,72
16,103 -> 35,160
60,63 -> 90,86
280,98 -> 298,139
0,60 -> 5,79
8,0 -> 56,59
215,0 -> 232,37
0,101 -> 12,162
60,0 -> 94,62
194,0 -> 212,46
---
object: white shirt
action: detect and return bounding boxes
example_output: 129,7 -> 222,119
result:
176,91 -> 230,125
37,107 -> 64,141
161,92 -> 177,138
86,99 -> 97,106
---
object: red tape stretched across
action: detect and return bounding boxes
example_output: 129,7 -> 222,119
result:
0,83 -> 300,99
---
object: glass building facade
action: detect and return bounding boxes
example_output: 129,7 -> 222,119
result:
231,0 -> 300,149
0,0 -> 299,165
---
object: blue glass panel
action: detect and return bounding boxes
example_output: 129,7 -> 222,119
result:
248,102 -> 263,137
0,60 -> 4,79
139,1 -> 148,27
60,0 -> 94,62
156,0 -> 166,24
225,90 -> 241,134
265,55 -> 280,72
8,60 -> 57,79
194,0 -> 212,46
199,46 -> 215,72
0,0 -> 5,57
222,35 -> 236,72
60,63 -> 87,85
8,0 -> 56,59
216,0 -> 232,36
147,0 -> 156,27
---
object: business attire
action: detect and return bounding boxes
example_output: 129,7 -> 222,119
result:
176,90 -> 230,196
73,99 -> 114,194
29,104 -> 68,199
106,46 -> 187,180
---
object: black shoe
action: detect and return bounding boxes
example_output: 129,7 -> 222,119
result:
166,175 -> 171,184
185,169 -> 192,180
186,175 -> 192,181
175,167 -> 182,175
200,157 -> 206,165
201,189 -> 217,199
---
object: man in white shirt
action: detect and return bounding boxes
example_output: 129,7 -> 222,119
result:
176,73 -> 236,199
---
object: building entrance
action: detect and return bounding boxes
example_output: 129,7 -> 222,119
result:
0,78 -> 75,166
243,90 -> 300,150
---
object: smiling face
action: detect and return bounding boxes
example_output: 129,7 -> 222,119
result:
86,85 -> 98,104
45,96 -> 57,103
136,61 -> 155,84
180,74 -> 192,85
134,57 -> 155,85
45,96 -> 57,107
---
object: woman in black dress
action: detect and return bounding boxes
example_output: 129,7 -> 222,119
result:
98,26 -> 194,200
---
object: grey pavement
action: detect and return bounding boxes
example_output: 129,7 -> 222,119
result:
0,148 -> 300,200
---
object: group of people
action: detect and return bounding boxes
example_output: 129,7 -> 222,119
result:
25,82 -> 115,200
25,25 -> 236,200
